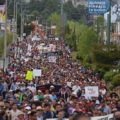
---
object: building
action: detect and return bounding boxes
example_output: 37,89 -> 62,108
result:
111,21 -> 120,45
63,0 -> 88,7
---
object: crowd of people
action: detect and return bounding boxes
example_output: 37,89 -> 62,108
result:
0,31 -> 120,120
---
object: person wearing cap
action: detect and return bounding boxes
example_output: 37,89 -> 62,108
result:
36,106 -> 43,120
44,90 -> 53,101
24,106 -> 31,120
49,85 -> 55,94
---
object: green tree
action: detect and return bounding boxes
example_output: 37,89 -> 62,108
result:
24,23 -> 35,35
91,44 -> 120,71
77,27 -> 98,60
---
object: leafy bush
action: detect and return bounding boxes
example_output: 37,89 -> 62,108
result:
112,73 -> 120,87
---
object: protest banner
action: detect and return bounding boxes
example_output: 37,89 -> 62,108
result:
91,114 -> 114,120
85,86 -> 99,97
33,69 -> 42,78
42,51 -> 63,57
48,56 -> 56,63
37,84 -> 62,94
26,71 -> 33,80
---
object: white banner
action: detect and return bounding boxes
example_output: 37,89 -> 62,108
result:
33,69 -> 42,78
85,86 -> 99,97
91,114 -> 114,120
46,114 -> 114,120
48,56 -> 56,63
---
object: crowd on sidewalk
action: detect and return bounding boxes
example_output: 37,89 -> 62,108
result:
0,33 -> 120,120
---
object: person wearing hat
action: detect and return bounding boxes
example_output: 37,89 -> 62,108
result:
36,106 -> 43,120
49,85 -> 55,94
16,111 -> 24,120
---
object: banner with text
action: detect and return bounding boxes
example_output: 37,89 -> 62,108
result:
88,0 -> 110,15
48,56 -> 56,63
33,69 -> 42,78
85,86 -> 99,97
91,114 -> 114,120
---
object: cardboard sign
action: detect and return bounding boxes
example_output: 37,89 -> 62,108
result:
48,56 -> 56,63
33,69 -> 42,78
26,71 -> 33,80
85,86 -> 99,97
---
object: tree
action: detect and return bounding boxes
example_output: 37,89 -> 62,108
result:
77,27 -> 98,60
24,23 -> 35,35
48,13 -> 61,37
91,44 -> 120,71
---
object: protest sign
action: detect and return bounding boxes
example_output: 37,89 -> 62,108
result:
85,86 -> 99,97
91,114 -> 114,120
26,71 -> 33,80
33,69 -> 42,78
48,56 -> 56,63
49,44 -> 56,52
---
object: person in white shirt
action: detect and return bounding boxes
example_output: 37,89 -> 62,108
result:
27,83 -> 36,92
72,82 -> 81,96
10,104 -> 21,120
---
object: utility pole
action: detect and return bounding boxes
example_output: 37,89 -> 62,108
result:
60,0 -> 63,16
107,0 -> 111,49
4,0 -> 8,69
